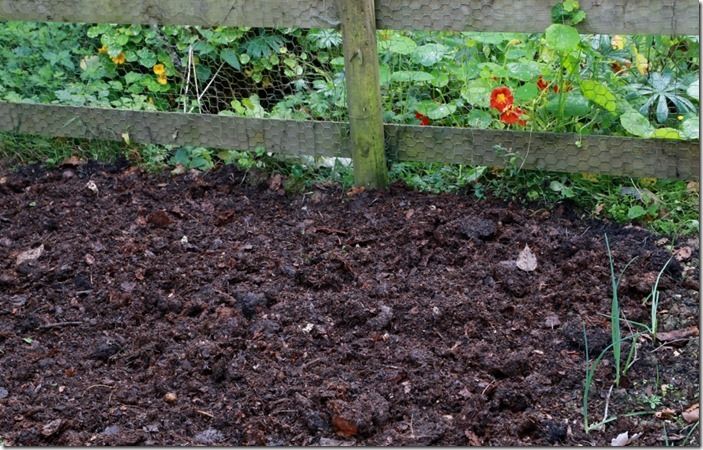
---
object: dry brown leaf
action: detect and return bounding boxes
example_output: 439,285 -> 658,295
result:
346,186 -> 365,197
41,419 -> 63,437
405,209 -> 415,220
61,155 -> 86,167
683,403 -> 699,424
611,431 -> 630,446
674,246 -> 693,262
656,326 -> 699,342
85,254 -> 96,265
516,244 -> 537,272
686,181 -> 699,194
331,415 -> 358,437
654,407 -> 676,420
16,244 -> 44,266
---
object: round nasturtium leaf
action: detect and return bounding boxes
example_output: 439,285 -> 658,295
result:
580,80 -> 618,113
620,111 -> 654,138
545,24 -> 581,53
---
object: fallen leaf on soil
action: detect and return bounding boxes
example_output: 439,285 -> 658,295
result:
544,314 -> 561,329
595,203 -> 604,215
654,407 -> 676,420
682,404 -> 699,423
686,181 -> 699,194
332,415 -> 359,437
405,209 -> 415,220
268,174 -> 284,192
346,186 -> 365,197
673,246 -> 692,262
61,155 -> 86,167
656,326 -> 699,342
171,164 -> 186,175
41,419 -> 64,437
319,437 -> 354,446
16,244 -> 44,266
464,430 -> 482,446
516,245 -> 537,272
86,180 -> 99,195
147,210 -> 173,228
611,431 -> 640,446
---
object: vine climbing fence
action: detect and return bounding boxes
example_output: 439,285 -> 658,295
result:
0,0 -> 699,187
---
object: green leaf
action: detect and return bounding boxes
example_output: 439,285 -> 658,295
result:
505,61 -> 541,81
627,205 -> 647,220
412,43 -> 449,66
379,35 -> 417,55
390,71 -> 433,82
220,49 -> 241,70
379,64 -> 391,86
514,83 -> 540,103
430,71 -> 449,88
687,79 -> 699,101
681,116 -> 699,140
620,111 -> 655,138
580,80 -> 617,113
460,79 -> 492,108
545,24 -> 581,53
427,103 -> 457,120
563,0 -> 580,12
652,128 -> 682,140
136,48 -> 156,68
545,93 -> 591,117
239,53 -> 251,64
467,110 -> 492,129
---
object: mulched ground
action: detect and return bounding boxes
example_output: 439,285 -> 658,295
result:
0,161 -> 699,446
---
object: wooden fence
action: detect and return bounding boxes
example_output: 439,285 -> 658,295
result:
0,0 -> 699,187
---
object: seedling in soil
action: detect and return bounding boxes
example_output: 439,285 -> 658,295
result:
582,322 -> 617,433
604,233 -> 638,387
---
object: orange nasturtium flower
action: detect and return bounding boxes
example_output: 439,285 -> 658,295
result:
98,45 -> 109,55
490,87 -> 514,113
156,74 -> 168,85
111,52 -> 126,65
500,105 -> 527,126
153,64 -> 166,76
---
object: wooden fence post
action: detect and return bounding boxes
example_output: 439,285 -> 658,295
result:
337,0 -> 388,189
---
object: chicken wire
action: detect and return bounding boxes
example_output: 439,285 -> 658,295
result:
1,21 -> 698,131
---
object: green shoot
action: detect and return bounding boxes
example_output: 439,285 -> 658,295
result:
650,256 -> 673,343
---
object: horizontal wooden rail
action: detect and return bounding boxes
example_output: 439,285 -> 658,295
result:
0,102 -> 698,180
0,0 -> 698,35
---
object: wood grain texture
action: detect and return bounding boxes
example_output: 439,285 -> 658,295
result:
1,102 -> 697,180
0,0 -> 698,34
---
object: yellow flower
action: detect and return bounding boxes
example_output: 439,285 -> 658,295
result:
678,115 -> 685,121
640,177 -> 657,187
153,64 -> 166,76
611,35 -> 626,50
111,52 -> 126,65
98,45 -> 109,55
156,74 -> 168,85
635,53 -> 649,76
581,172 -> 599,183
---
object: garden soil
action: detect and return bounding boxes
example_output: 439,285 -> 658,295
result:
0,162 -> 699,446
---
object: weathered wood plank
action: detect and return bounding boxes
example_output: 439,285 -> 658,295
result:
0,103 -> 698,180
338,0 -> 388,189
0,0 -> 698,35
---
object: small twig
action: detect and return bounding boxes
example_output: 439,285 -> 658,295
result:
197,62 -> 225,102
196,410 -> 215,419
40,321 -> 83,330
602,384 -> 614,423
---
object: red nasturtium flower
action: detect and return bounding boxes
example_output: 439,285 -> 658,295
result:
490,87 -> 514,113
500,105 -> 527,126
537,76 -> 549,91
415,112 -> 431,126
